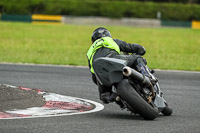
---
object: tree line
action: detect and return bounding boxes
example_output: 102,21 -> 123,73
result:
1,0 -> 200,21
115,0 -> 200,4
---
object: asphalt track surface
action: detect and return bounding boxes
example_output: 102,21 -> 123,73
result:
0,63 -> 200,133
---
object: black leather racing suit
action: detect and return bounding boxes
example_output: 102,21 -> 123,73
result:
88,39 -> 146,101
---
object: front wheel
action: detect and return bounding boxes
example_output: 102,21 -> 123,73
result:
117,79 -> 158,120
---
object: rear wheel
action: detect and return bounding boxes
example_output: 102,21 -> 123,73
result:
117,79 -> 158,120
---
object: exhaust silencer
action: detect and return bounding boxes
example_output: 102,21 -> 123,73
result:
123,66 -> 151,86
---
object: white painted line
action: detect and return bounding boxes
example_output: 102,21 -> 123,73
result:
0,62 -> 88,69
1,62 -> 199,73
154,69 -> 200,74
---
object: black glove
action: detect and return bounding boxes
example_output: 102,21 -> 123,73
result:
129,43 -> 146,56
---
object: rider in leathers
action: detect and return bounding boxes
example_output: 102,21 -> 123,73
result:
86,27 -> 146,104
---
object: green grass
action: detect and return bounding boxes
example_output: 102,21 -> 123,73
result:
0,21 -> 200,71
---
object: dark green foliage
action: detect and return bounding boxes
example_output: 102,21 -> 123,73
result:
161,20 -> 191,27
1,14 -> 32,22
0,0 -> 200,21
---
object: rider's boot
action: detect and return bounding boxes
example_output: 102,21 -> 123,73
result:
98,84 -> 113,104
100,92 -> 110,104
100,92 -> 119,104
98,83 -> 120,104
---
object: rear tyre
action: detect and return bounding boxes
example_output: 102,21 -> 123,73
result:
117,79 -> 158,120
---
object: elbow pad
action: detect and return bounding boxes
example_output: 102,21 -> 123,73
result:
137,46 -> 146,55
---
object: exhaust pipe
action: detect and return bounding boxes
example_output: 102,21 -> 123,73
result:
123,66 -> 151,86
123,66 -> 155,97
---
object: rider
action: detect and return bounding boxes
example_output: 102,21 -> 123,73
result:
86,27 -> 146,104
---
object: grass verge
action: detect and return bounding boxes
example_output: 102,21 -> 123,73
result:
0,21 -> 199,71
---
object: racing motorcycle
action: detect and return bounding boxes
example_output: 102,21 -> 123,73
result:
93,57 -> 172,120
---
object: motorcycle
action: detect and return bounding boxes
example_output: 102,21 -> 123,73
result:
93,57 -> 172,120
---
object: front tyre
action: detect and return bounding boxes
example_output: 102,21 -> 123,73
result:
117,79 -> 158,120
